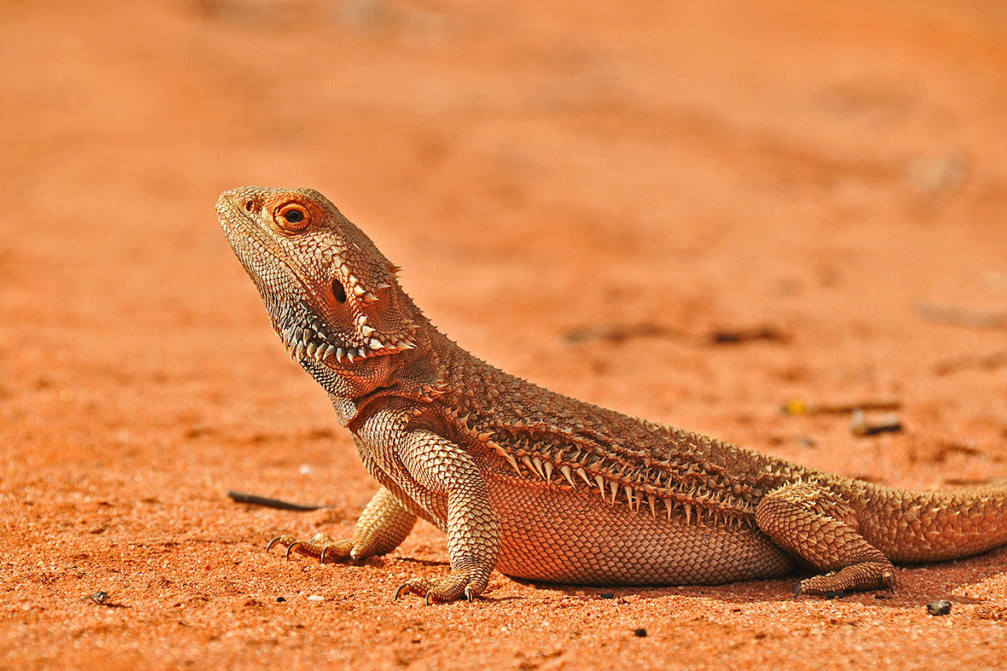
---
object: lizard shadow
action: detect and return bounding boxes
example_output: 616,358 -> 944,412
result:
504,546 -> 1007,611
379,549 -> 1006,609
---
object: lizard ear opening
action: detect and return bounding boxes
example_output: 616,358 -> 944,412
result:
332,277 -> 347,304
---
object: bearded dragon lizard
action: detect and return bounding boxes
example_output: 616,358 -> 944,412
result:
217,186 -> 1007,603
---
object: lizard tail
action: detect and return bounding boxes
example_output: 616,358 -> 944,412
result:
860,481 -> 1007,563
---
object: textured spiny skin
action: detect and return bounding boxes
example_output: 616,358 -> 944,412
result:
217,186 -> 1007,602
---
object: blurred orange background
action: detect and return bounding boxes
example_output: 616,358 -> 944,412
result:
2,1 -> 1006,668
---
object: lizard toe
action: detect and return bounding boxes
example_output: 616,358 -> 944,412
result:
266,533 -> 354,564
797,560 -> 897,596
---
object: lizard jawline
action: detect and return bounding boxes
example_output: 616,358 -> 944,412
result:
279,321 -> 413,366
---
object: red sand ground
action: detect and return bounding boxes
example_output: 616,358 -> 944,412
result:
2,1 -> 1007,668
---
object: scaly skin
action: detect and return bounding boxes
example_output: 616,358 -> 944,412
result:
217,186 -> 1007,603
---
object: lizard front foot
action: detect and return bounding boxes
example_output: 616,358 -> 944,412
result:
393,569 -> 489,605
267,533 -> 357,564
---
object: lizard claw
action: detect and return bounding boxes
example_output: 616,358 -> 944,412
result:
266,535 -> 294,553
265,535 -> 307,559
285,541 -> 304,560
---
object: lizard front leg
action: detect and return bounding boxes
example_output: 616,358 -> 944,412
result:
755,482 -> 896,597
269,485 -> 416,564
391,429 -> 501,604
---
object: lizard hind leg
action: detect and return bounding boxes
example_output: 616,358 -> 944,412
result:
755,482 -> 896,597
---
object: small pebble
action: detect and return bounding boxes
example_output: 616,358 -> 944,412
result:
927,600 -> 952,616
599,593 -> 615,600
276,597 -> 286,603
307,595 -> 325,602
633,628 -> 647,637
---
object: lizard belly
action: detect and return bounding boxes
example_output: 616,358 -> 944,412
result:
486,474 -> 793,586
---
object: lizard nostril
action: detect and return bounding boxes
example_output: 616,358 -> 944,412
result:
243,198 -> 258,213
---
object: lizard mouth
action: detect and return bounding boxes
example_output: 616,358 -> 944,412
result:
277,314 -> 414,367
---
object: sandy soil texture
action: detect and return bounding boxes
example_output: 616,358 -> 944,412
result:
2,0 -> 1007,668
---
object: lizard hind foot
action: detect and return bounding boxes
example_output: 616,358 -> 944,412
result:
794,562 -> 897,597
266,533 -> 354,564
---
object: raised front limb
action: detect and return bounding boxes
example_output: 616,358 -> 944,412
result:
391,429 -> 501,604
755,482 -> 896,597
269,485 -> 416,564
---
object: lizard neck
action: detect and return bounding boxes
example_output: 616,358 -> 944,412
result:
320,310 -> 455,426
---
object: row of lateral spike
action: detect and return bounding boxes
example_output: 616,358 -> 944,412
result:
484,438 -> 752,526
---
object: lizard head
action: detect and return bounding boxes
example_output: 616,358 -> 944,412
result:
216,186 -> 420,390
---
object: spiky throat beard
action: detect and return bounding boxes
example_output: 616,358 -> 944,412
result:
266,297 -> 416,371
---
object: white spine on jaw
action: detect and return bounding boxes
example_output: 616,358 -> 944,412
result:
279,294 -> 416,365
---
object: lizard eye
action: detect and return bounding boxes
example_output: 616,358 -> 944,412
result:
332,277 -> 347,303
275,203 -> 310,232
